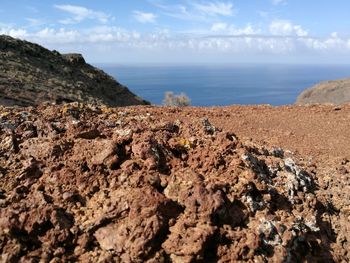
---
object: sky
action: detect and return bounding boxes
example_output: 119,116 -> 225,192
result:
1,0 -> 350,64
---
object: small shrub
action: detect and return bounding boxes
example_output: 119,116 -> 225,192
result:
163,92 -> 191,107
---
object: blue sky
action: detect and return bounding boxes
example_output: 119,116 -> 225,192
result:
1,0 -> 350,64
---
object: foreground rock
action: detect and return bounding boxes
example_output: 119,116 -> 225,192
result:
296,78 -> 350,105
0,104 -> 342,262
0,35 -> 149,107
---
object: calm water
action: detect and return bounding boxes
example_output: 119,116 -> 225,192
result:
99,64 -> 350,106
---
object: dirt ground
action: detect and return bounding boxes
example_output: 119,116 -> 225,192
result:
1,103 -> 350,262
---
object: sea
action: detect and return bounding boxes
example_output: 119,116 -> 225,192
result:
99,64 -> 350,106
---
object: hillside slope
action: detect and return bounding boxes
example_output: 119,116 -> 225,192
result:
0,35 -> 149,107
296,78 -> 350,105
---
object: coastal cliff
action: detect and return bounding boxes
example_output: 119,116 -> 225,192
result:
296,78 -> 350,105
0,35 -> 149,107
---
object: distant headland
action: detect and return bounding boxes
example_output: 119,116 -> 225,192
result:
0,35 -> 149,107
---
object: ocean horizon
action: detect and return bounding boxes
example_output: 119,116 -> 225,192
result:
99,64 -> 350,106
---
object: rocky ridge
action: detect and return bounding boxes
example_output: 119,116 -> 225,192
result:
0,103 -> 345,262
296,78 -> 350,105
0,35 -> 149,107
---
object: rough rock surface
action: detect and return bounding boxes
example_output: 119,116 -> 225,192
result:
1,103 -> 348,262
0,35 -> 149,107
296,78 -> 350,105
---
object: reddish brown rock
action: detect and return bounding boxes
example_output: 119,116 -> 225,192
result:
1,103 -> 349,262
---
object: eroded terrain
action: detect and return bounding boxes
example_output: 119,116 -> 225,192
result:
1,104 -> 349,262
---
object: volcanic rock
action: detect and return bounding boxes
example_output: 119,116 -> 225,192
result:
0,35 -> 149,107
0,103 -> 340,262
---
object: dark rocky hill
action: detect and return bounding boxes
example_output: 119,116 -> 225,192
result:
0,35 -> 149,107
296,78 -> 350,105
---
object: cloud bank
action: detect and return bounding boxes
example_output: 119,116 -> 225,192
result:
1,23 -> 349,54
1,2 -> 350,63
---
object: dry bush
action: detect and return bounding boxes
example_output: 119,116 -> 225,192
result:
163,92 -> 191,106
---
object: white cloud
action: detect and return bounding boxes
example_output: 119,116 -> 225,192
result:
331,32 -> 338,38
2,22 -> 350,63
193,2 -> 235,17
150,1 -> 235,22
269,20 -> 308,37
211,22 -> 228,32
162,4 -> 201,21
0,23 -> 344,51
302,34 -> 349,52
133,11 -> 157,24
271,0 -> 286,5
0,25 -> 143,45
54,4 -> 112,24
0,28 -> 28,38
34,28 -> 80,44
211,23 -> 258,36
